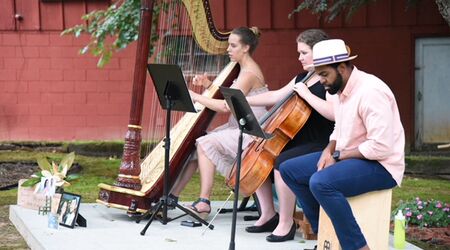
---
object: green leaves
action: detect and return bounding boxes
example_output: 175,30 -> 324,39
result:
36,156 -> 52,172
288,0 -> 424,23
20,152 -> 79,188
61,0 -> 142,67
66,174 -> 81,182
393,197 -> 449,228
21,177 -> 41,187
59,152 -> 75,174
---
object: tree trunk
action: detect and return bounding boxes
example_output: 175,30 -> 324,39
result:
435,0 -> 450,26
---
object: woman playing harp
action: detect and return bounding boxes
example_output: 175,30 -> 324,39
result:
97,0 -> 252,213
167,27 -> 268,219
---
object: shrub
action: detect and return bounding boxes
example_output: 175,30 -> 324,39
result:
393,197 -> 449,228
21,152 -> 79,189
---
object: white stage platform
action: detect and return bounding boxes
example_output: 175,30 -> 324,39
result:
9,202 -> 422,250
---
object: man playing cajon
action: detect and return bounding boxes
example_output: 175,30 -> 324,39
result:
279,39 -> 405,250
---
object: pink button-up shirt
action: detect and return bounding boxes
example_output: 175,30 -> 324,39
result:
329,67 -> 405,185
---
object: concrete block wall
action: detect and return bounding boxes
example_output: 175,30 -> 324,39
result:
0,32 -> 136,140
0,29 -> 302,141
0,0 -> 448,148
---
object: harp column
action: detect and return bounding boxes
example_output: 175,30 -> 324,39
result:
115,0 -> 154,190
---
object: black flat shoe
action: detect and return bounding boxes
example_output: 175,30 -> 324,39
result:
266,221 -> 296,242
245,213 -> 279,233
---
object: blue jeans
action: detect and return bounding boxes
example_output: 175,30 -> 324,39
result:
279,151 -> 397,250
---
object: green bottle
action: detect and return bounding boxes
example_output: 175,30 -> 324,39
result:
394,210 -> 406,249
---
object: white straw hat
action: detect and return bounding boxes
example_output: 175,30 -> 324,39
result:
309,39 -> 357,68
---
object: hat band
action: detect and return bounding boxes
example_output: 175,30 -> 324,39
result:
314,53 -> 349,65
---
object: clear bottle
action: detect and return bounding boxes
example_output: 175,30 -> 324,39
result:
394,209 -> 406,249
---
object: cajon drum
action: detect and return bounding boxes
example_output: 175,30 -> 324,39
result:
294,211 -> 317,240
317,189 -> 392,250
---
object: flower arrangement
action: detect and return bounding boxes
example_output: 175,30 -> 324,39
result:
393,197 -> 449,228
21,152 -> 79,191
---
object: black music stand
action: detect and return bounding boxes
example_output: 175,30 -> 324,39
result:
139,64 -> 214,236
219,87 -> 272,250
218,194 -> 261,221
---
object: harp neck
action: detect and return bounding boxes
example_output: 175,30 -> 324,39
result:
182,0 -> 229,55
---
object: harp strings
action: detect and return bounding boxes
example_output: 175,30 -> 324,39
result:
143,0 -> 225,157
143,0 -> 192,155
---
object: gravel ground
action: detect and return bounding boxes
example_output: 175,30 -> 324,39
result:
0,205 -> 28,249
0,162 -> 38,190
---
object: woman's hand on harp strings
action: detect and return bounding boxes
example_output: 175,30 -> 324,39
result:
189,90 -> 199,103
192,73 -> 212,88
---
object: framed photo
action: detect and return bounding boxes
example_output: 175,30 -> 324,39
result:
57,192 -> 81,228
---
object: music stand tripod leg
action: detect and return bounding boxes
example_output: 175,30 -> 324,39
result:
139,98 -> 173,236
135,200 -> 158,224
140,200 -> 163,235
139,84 -> 214,236
242,194 -> 261,221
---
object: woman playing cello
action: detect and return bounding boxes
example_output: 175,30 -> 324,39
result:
244,29 -> 336,242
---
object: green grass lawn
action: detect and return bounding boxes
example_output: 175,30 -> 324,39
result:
0,150 -> 236,206
392,176 -> 449,206
0,150 -> 449,250
1,150 -> 448,207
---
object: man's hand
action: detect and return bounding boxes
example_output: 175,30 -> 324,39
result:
317,140 -> 337,171
317,151 -> 336,171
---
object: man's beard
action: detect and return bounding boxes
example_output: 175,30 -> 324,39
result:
327,72 -> 343,95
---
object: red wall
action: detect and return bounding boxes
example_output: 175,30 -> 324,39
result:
208,0 -> 450,149
0,0 -> 136,140
0,31 -> 136,140
0,0 -> 449,149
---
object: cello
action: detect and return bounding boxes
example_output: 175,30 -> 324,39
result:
227,72 -> 315,197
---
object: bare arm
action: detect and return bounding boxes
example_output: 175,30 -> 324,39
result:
293,83 -> 335,121
188,73 -> 229,113
247,77 -> 295,106
190,71 -> 259,113
190,90 -> 229,113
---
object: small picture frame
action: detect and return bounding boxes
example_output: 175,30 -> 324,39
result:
57,192 -> 81,228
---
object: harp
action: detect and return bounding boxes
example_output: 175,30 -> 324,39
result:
96,0 -> 239,213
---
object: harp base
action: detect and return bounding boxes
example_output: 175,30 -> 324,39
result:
97,184 -> 152,213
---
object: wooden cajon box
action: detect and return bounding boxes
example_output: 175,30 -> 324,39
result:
294,211 -> 317,240
317,189 -> 392,250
